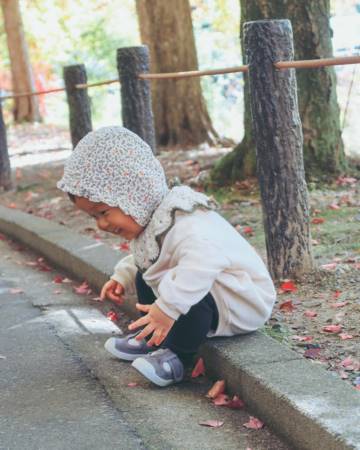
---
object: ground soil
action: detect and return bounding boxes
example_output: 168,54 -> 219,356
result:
1,124 -> 359,392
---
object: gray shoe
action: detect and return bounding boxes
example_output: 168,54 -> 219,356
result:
104,332 -> 155,361
131,348 -> 184,387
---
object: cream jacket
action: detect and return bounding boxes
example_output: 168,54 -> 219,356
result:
111,210 -> 276,337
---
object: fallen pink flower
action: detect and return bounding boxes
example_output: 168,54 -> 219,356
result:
339,333 -> 353,340
199,420 -> 224,428
331,301 -> 349,308
243,416 -> 264,430
322,325 -> 342,333
304,310 -> 317,318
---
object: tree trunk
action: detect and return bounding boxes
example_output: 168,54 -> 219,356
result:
136,0 -> 218,147
1,0 -> 41,123
211,0 -> 346,185
0,101 -> 12,191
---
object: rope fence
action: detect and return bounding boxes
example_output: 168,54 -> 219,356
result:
1,55 -> 359,101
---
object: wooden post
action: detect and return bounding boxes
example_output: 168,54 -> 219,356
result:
117,46 -> 156,153
63,64 -> 92,148
244,19 -> 314,280
0,101 -> 12,191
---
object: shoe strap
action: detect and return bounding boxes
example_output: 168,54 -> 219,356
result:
166,353 -> 184,382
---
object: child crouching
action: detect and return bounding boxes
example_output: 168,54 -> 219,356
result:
57,126 -> 276,387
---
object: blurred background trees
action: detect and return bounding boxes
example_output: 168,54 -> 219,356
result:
0,0 -> 358,178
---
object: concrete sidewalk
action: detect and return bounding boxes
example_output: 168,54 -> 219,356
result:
0,204 -> 359,450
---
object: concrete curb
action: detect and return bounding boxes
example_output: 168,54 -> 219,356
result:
0,205 -> 359,450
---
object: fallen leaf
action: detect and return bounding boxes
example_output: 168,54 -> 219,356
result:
279,280 -> 297,293
8,203 -> 17,209
279,300 -> 295,312
199,420 -> 224,428
339,370 -> 349,379
311,217 -> 325,224
206,380 -> 226,399
321,263 -> 337,271
74,281 -> 91,295
243,416 -> 264,430
304,310 -> 317,318
339,333 -> 353,340
119,242 -> 130,252
333,291 -> 342,299
212,394 -> 230,406
243,226 -> 254,235
62,278 -> 73,283
53,276 -> 64,284
107,311 -> 119,322
127,382 -> 138,387
192,357 -> 205,378
292,335 -> 313,342
224,395 -> 245,409
322,325 -> 342,333
331,301 -> 349,308
10,288 -> 24,294
328,203 -> 340,210
341,357 -> 354,367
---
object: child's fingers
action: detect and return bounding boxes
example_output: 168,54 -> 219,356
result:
129,314 -> 150,331
107,291 -> 124,303
135,303 -> 150,312
115,284 -> 124,295
136,323 -> 155,341
147,331 -> 165,347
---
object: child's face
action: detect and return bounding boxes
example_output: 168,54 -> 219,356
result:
74,196 -> 144,240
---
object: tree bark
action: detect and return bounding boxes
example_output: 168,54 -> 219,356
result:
211,0 -> 346,185
245,19 -> 313,279
0,0 -> 41,123
0,101 -> 12,191
63,65 -> 92,149
117,46 -> 156,153
136,0 -> 218,147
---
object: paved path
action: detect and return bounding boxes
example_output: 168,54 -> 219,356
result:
0,238 -> 289,450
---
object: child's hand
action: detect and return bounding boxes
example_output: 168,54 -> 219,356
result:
128,303 -> 175,347
100,279 -> 125,305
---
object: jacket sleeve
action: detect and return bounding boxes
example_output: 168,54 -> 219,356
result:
155,238 -> 230,320
111,254 -> 137,295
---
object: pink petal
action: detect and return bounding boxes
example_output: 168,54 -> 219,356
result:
322,325 -> 342,333
192,358 -> 205,378
304,310 -> 317,318
199,420 -> 224,428
339,333 -> 353,340
243,416 -> 264,429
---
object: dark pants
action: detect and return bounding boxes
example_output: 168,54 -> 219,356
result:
135,271 -> 219,366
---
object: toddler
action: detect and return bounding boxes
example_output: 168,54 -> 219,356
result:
57,126 -> 276,387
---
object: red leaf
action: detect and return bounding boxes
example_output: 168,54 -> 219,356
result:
225,395 -> 245,409
341,357 -> 354,367
333,290 -> 342,299
212,394 -> 230,406
279,300 -> 295,312
53,276 -> 64,284
119,242 -> 130,252
74,281 -> 91,295
321,263 -> 337,271
191,357 -> 205,378
311,217 -> 325,224
304,310 -> 317,318
331,301 -> 349,308
206,380 -> 226,399
292,335 -> 313,342
322,325 -> 342,333
339,333 -> 353,340
8,203 -> 17,209
127,382 -> 138,387
243,416 -> 264,430
328,203 -> 340,210
107,311 -> 119,322
279,280 -> 297,293
243,226 -> 254,235
199,420 -> 224,428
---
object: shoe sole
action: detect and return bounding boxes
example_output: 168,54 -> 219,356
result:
132,358 -> 173,387
104,338 -> 144,362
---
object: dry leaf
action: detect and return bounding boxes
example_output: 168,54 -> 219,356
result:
199,420 -> 224,428
192,357 -> 205,378
206,380 -> 226,399
243,416 -> 264,429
